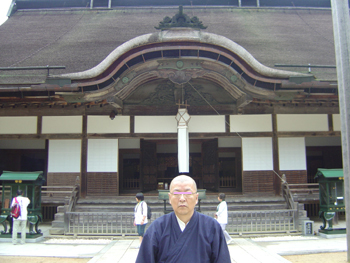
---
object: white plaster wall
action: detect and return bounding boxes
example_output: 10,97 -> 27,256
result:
87,116 -> 129,133
277,114 -> 328,131
230,114 -> 272,132
42,116 -> 82,134
87,139 -> 118,172
0,139 -> 45,149
0,116 -> 37,134
188,116 -> 225,133
48,140 -> 81,173
242,137 -> 273,171
119,139 -> 140,149
279,138 -> 306,170
135,116 -> 177,133
333,114 -> 341,131
218,137 -> 242,147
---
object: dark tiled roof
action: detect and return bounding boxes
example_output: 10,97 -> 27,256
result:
0,7 -> 336,85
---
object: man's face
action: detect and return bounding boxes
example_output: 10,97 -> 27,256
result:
168,179 -> 198,217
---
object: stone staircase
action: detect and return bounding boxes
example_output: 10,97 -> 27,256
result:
49,194 -> 309,235
49,205 -> 65,235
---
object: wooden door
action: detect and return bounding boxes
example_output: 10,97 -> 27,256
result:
202,139 -> 219,191
140,140 -> 157,192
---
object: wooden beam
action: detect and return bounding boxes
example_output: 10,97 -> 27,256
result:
272,114 -> 281,195
106,96 -> 123,108
277,131 -> 341,137
0,102 -> 339,116
80,115 -> 88,198
0,131 -> 341,140
0,134 -> 83,140
236,94 -> 253,108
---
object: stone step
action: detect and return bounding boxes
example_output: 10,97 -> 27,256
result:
77,195 -> 286,205
54,212 -> 65,221
52,220 -> 64,228
57,205 -> 65,213
49,228 -> 65,235
73,203 -> 287,212
49,195 -> 306,235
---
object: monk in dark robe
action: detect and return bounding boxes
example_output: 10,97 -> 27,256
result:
136,175 -> 231,263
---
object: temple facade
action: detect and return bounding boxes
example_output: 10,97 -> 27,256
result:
0,2 -> 342,197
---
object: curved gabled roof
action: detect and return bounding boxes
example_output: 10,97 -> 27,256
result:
50,27 -> 313,106
58,28 -> 310,80
0,6 -> 338,112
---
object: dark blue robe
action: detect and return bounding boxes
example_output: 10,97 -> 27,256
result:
136,211 -> 231,263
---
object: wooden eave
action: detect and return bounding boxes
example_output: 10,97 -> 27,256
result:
0,33 -> 338,113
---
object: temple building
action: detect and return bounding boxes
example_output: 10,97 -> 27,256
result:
0,0 -> 342,199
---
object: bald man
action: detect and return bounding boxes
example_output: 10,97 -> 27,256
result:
136,175 -> 231,263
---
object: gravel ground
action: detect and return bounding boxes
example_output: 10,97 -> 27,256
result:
0,257 -> 90,263
43,238 -> 112,245
283,252 -> 347,263
0,252 -> 347,263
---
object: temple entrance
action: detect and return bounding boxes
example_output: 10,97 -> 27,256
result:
119,139 -> 242,194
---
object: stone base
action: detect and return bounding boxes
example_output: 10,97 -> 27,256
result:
318,228 -> 346,238
0,232 -> 44,243
49,228 -> 65,235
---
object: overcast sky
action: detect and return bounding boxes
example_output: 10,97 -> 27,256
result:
0,0 -> 12,26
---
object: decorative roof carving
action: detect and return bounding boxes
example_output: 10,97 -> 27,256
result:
155,6 -> 207,30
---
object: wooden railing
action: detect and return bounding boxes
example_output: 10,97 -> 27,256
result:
288,183 -> 319,195
41,186 -> 76,198
219,175 -> 236,188
65,176 -> 80,212
65,211 -> 163,235
282,178 -> 319,209
123,178 -> 139,189
64,209 -> 297,235
0,184 -> 77,203
281,175 -> 320,229
219,210 -> 296,234
62,177 -> 80,232
42,176 -> 80,204
282,180 -> 296,210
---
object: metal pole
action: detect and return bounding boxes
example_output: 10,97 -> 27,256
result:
238,0 -> 241,8
330,0 -> 350,261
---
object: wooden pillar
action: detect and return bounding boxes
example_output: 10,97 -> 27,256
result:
331,1 -> 350,260
37,116 -> 42,137
80,115 -> 87,198
328,114 -> 334,132
225,115 -> 230,133
44,139 -> 49,183
130,115 -> 135,134
272,114 -> 280,195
